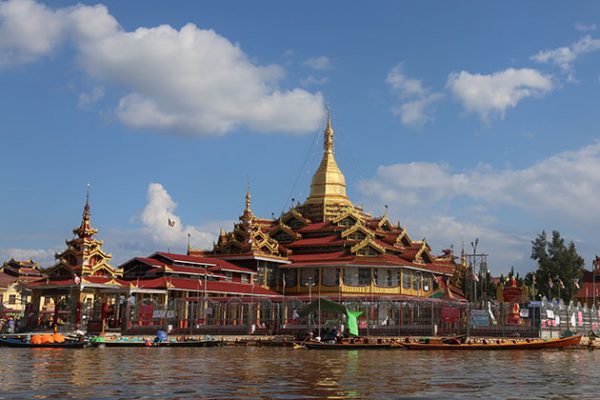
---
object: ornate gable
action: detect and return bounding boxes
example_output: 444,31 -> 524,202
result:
351,237 -> 385,257
394,226 -> 412,248
414,241 -> 433,264
332,209 -> 363,227
271,221 -> 301,243
280,208 -> 311,230
341,222 -> 373,241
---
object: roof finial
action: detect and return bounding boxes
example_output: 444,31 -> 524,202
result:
83,182 -> 91,221
245,185 -> 252,214
324,106 -> 334,154
384,204 -> 388,217
187,233 -> 192,254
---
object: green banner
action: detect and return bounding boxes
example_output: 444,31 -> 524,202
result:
346,310 -> 363,337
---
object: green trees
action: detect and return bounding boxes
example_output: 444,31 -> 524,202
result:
530,230 -> 584,303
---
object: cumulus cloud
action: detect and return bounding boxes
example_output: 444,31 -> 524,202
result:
386,64 -> 444,127
140,183 -> 217,248
300,75 -> 330,87
531,36 -> 600,81
78,86 -> 105,109
0,0 -> 67,66
303,56 -> 333,70
0,247 -> 57,266
360,142 -> 600,224
0,0 -> 325,135
357,142 -> 600,271
575,23 -> 597,32
447,68 -> 553,120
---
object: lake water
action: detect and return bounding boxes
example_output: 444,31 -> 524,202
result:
0,346 -> 597,399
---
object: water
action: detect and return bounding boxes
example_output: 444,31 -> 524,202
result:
0,347 -> 597,399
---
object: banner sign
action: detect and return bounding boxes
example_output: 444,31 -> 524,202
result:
470,310 -> 490,327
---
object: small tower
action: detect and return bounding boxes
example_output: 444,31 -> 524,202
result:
46,189 -> 121,279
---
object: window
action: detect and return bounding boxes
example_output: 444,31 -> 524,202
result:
8,295 -> 16,305
284,270 -> 297,287
402,270 -> 412,289
300,268 -> 319,286
344,267 -> 359,286
357,246 -> 378,257
241,274 -> 249,283
376,268 -> 398,287
322,268 -> 339,286
423,275 -> 431,291
224,272 -> 233,282
413,272 -> 421,290
358,268 -> 371,286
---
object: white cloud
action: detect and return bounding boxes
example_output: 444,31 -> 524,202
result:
386,64 -> 427,98
531,36 -> 600,81
0,0 -> 325,135
300,75 -> 330,87
447,68 -> 553,120
575,23 -> 597,32
357,142 -> 600,272
303,56 -> 333,70
140,183 -> 217,248
0,0 -> 67,66
0,247 -> 57,266
386,64 -> 444,127
392,93 -> 445,127
78,86 -> 105,109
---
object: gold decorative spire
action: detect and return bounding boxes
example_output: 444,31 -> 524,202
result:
73,184 -> 97,239
324,110 -> 334,153
245,190 -> 251,213
305,110 -> 350,206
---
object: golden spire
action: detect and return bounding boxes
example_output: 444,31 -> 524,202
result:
245,190 -> 251,213
305,110 -> 350,207
73,183 -> 97,239
324,110 -> 334,153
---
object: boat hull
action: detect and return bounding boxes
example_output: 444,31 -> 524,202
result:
402,335 -> 582,350
0,338 -> 86,348
94,340 -> 222,348
304,342 -> 391,350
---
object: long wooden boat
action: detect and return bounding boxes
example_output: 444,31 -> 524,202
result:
0,338 -> 86,349
401,335 -> 582,350
304,342 -> 392,350
93,340 -> 222,348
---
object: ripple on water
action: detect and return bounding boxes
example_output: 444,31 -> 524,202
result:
0,347 -> 599,399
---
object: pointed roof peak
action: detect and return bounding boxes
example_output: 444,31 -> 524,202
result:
324,108 -> 334,153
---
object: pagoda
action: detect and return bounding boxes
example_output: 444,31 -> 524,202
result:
207,112 -> 459,300
45,191 -> 121,279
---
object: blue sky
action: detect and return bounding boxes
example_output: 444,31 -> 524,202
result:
1,0 -> 600,274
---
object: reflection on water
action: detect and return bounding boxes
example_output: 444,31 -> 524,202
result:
0,347 -> 598,399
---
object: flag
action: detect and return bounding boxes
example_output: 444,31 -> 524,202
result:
558,277 -> 565,289
472,272 -> 479,282
574,279 -> 580,289
74,274 -> 81,284
168,218 -> 175,227
548,277 -> 553,288
532,275 -> 536,285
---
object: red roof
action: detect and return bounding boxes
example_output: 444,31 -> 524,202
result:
134,277 -> 278,296
152,252 -> 253,273
297,222 -> 341,234
286,235 -> 346,248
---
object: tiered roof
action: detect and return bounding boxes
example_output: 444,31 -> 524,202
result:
207,113 -> 457,278
44,192 -> 122,280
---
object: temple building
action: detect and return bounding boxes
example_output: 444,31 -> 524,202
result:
26,192 -> 129,332
202,113 -> 459,301
0,259 -> 45,316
